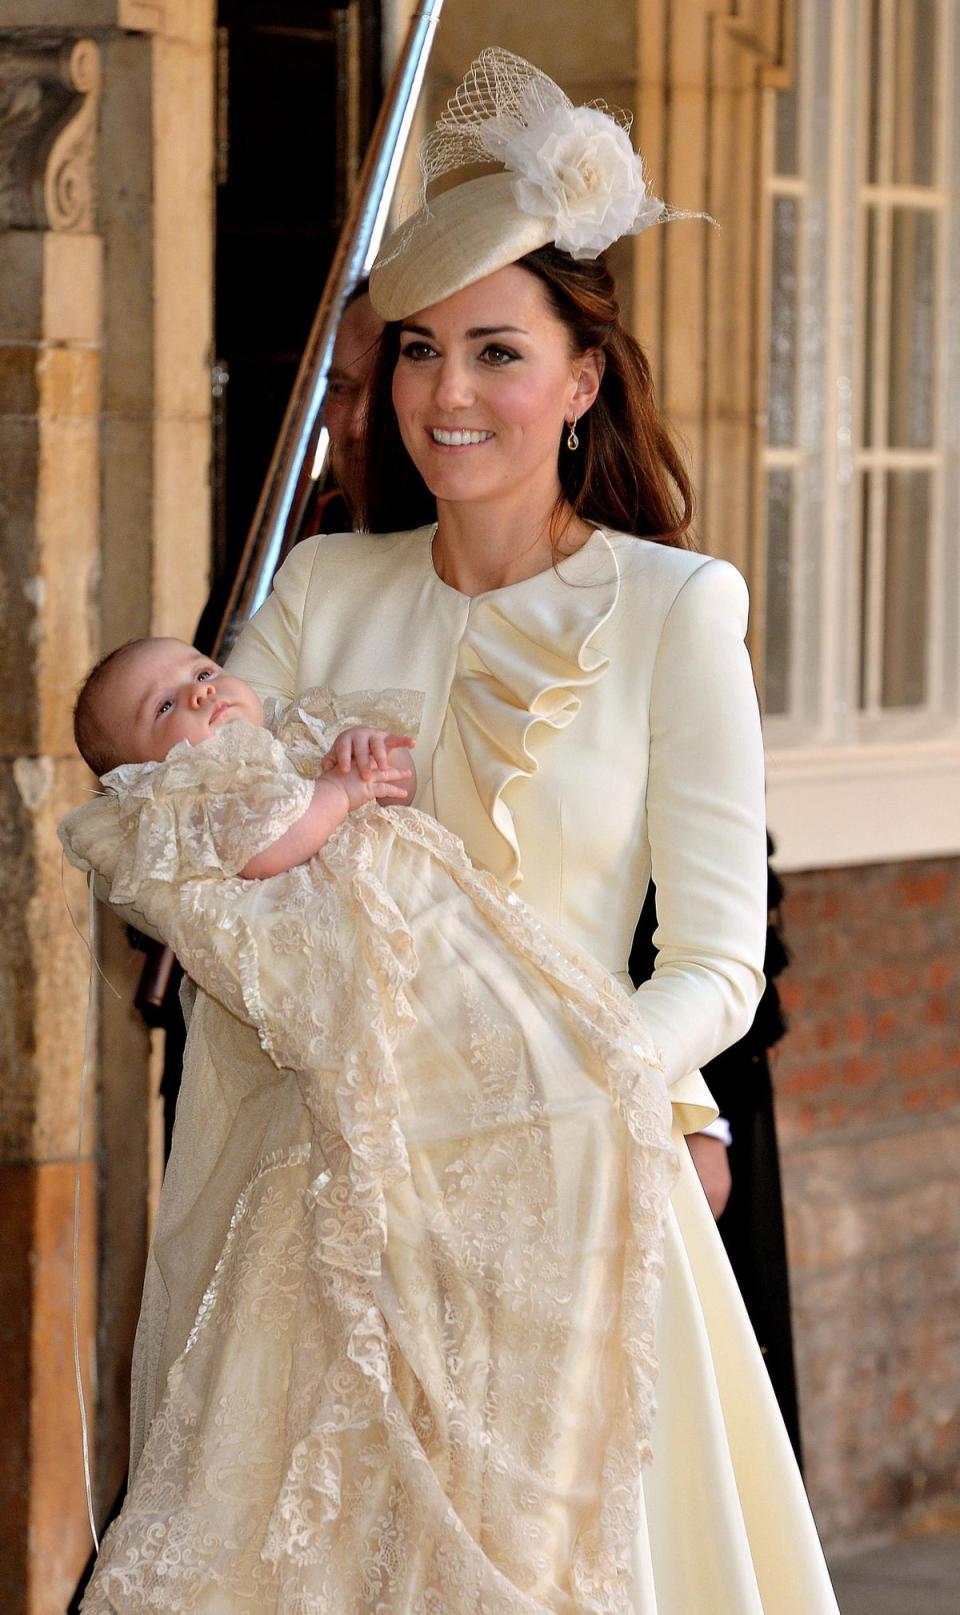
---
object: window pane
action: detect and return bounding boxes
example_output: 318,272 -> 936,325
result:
882,470 -> 930,707
859,474 -> 873,709
774,79 -> 799,176
764,469 -> 793,715
893,0 -> 937,187
867,0 -> 884,183
862,207 -> 878,448
768,197 -> 798,447
888,207 -> 936,447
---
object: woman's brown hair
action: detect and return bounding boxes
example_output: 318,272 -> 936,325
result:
360,245 -> 696,550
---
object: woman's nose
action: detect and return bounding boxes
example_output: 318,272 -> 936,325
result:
432,355 -> 474,411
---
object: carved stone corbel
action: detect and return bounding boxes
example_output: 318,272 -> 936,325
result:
0,36 -> 100,232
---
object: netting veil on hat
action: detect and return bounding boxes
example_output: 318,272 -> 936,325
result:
370,48 -> 707,319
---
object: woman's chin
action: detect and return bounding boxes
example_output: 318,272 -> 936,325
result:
419,466 -> 500,504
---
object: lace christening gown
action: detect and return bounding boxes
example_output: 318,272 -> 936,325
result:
63,690 -> 678,1615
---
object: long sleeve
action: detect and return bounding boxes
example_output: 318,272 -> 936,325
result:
225,535 -> 323,699
634,558 -> 768,1110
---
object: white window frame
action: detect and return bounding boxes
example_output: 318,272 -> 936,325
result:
760,0 -> 960,872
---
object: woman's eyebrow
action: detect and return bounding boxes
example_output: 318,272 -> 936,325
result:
467,326 -> 527,339
399,323 -> 528,339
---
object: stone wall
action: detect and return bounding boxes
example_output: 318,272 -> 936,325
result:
0,36 -> 105,1605
774,857 -> 960,1547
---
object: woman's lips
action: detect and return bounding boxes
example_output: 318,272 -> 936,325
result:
428,427 -> 495,448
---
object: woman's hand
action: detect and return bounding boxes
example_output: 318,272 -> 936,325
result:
685,1133 -> 733,1220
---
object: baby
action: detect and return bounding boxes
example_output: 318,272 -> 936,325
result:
72,635 -> 418,878
64,636 -> 676,1615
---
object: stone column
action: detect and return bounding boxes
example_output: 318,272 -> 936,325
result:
94,0 -> 214,1517
0,34 -> 103,1609
0,4 -> 214,1605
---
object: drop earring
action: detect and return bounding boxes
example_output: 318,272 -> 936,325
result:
566,418 -> 580,452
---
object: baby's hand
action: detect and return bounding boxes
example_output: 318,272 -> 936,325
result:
322,726 -> 415,782
333,761 -> 412,813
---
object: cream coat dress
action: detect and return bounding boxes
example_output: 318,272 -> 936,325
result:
220,525 -> 840,1614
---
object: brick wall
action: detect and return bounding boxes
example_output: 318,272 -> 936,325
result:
773,856 -> 960,1549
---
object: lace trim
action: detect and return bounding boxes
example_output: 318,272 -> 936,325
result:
102,723 -> 316,902
268,685 -> 425,777
181,1144 -> 317,1358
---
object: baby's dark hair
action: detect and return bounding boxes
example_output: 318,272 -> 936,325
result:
74,639 -> 151,776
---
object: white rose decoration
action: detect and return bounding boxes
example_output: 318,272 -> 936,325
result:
495,105 -> 665,259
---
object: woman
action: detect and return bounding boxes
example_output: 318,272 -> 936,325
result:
217,50 -> 840,1613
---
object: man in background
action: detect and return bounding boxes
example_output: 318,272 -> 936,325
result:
307,280 -> 384,531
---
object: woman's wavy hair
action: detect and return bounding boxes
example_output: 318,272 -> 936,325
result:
360,245 -> 696,550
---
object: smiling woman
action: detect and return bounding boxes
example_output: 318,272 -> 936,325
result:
363,243 -> 695,571
217,48 -> 842,1614
385,265 -> 603,590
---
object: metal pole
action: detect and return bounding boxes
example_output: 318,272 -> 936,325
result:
212,0 -> 445,648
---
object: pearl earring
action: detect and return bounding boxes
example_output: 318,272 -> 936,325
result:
566,419 -> 580,452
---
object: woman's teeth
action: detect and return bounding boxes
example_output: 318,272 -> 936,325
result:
430,428 -> 494,446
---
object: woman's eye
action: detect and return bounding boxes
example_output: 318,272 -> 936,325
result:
481,344 -> 519,366
398,341 -> 437,362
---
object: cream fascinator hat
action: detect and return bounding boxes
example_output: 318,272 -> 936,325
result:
370,48 -> 702,321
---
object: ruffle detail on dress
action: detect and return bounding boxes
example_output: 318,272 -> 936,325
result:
268,685 -> 425,777
438,532 -> 621,885
101,723 -> 315,904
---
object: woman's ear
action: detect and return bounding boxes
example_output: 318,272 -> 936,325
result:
572,349 -> 605,416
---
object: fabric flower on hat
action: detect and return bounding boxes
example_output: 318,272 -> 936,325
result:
480,102 -> 665,260
371,48 -> 711,311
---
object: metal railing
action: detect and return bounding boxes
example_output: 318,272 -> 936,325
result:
211,0 -> 444,649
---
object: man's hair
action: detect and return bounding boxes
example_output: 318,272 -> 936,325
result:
73,639 -> 150,776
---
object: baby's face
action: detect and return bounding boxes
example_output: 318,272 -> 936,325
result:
102,639 -> 264,764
